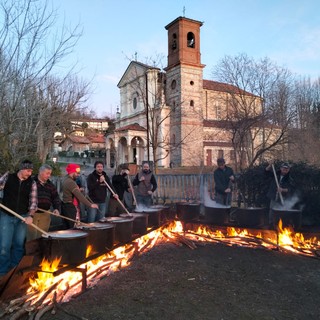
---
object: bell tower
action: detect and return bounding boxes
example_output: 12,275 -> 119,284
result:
165,17 -> 205,166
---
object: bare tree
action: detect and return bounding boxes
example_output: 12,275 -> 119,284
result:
212,53 -> 294,170
0,0 -> 86,169
288,77 -> 320,165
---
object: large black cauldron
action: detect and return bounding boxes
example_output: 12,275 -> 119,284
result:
76,222 -> 115,255
234,207 -> 266,227
102,217 -> 134,243
120,213 -> 149,235
273,208 -> 302,230
176,202 -> 200,222
204,206 -> 230,225
40,230 -> 88,265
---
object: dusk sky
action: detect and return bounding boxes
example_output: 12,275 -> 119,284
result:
53,0 -> 320,117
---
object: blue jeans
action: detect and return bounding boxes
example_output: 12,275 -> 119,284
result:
0,211 -> 28,275
87,203 -> 106,223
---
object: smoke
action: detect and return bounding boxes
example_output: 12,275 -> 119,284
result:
203,184 -> 231,208
272,193 -> 304,211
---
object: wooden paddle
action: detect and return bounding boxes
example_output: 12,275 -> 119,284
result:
37,208 -> 91,226
0,203 -> 49,237
102,179 -> 132,216
271,164 -> 284,205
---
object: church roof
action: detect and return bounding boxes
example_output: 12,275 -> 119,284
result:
115,123 -> 147,132
203,80 -> 257,97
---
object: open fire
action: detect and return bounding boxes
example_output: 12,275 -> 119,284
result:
1,220 -> 320,319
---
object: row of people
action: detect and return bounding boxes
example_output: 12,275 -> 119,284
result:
0,160 -> 157,276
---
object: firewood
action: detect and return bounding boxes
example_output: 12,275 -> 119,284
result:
34,304 -> 54,320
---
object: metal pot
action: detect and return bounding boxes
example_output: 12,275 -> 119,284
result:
204,206 -> 230,225
150,205 -> 172,223
40,230 -> 88,265
176,202 -> 200,221
120,213 -> 148,235
103,217 -> 134,244
75,222 -> 115,255
234,207 -> 266,227
134,208 -> 161,228
272,208 -> 302,229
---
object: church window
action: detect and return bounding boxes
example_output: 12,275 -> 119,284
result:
171,79 -> 176,90
132,92 -> 139,110
172,33 -> 177,50
218,149 -> 224,159
187,32 -> 195,48
190,81 -> 194,86
215,102 -> 221,120
190,100 -> 194,107
172,101 -> 176,112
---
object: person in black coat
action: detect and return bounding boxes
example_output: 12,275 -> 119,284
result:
108,168 -> 131,216
213,158 -> 235,206
87,161 -> 117,222
265,162 -> 296,224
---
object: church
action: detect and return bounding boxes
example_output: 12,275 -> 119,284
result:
105,16 -> 261,169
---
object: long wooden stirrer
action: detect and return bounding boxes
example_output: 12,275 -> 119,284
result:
37,208 -> 91,226
102,179 -> 132,216
0,203 -> 50,237
271,164 -> 284,205
127,175 -> 138,207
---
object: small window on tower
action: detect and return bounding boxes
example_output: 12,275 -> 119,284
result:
187,32 -> 195,48
190,100 -> 194,107
172,33 -> 177,50
171,80 -> 176,90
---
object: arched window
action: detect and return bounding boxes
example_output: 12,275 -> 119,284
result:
172,33 -> 177,50
187,32 -> 195,48
190,100 -> 194,107
132,92 -> 139,110
172,134 -> 176,146
172,101 -> 176,112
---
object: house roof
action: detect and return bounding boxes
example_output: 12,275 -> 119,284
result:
88,134 -> 105,143
115,123 -> 147,132
203,80 -> 257,97
67,135 -> 91,144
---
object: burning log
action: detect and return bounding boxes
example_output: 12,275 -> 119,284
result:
169,232 -> 197,249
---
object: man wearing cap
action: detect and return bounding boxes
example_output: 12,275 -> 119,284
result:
265,162 -> 295,225
27,164 -> 61,241
0,160 -> 37,276
61,163 -> 98,229
213,158 -> 235,206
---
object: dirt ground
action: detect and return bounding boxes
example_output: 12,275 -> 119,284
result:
33,240 -> 320,320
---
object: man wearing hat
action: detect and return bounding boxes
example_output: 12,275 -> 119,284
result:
0,160 -> 37,276
213,158 -> 235,206
61,163 -> 98,229
265,162 -> 296,225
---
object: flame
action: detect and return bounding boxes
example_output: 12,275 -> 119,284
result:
28,257 -> 61,292
26,219 -> 320,307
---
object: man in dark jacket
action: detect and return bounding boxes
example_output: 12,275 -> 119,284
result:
265,162 -> 295,224
132,162 -> 157,207
27,164 -> 61,241
108,167 -> 132,216
0,160 -> 37,276
213,158 -> 235,206
87,161 -> 117,222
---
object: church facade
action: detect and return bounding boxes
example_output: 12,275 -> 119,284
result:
105,16 -> 261,169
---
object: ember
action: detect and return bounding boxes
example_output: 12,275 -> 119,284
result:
0,220 -> 319,319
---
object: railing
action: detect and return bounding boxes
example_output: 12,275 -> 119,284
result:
153,173 -> 214,204
50,173 -> 215,204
